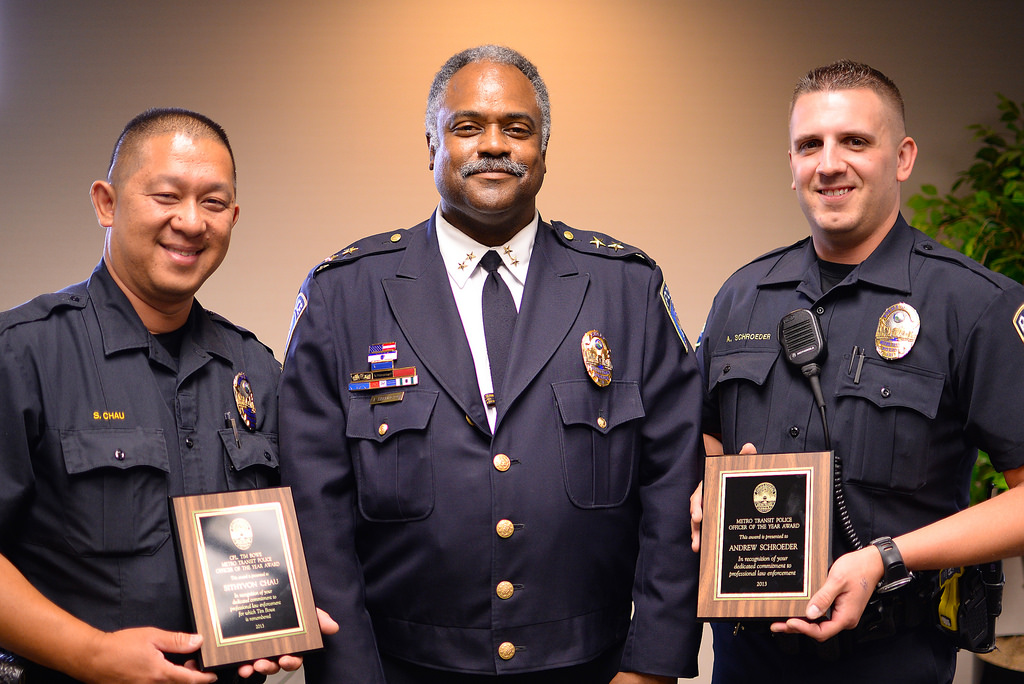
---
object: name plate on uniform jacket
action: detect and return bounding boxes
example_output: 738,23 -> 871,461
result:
698,452 -> 833,621
169,487 -> 323,668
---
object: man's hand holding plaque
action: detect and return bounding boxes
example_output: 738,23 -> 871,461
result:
767,545 -> 883,641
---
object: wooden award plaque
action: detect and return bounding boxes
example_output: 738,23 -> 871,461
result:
170,487 -> 323,668
698,452 -> 833,621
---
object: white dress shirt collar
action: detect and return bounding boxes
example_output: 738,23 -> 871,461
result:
435,207 -> 537,290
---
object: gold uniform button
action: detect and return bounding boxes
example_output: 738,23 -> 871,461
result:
390,233 -> 402,243
496,581 -> 514,600
562,230 -> 574,241
498,642 -> 516,660
496,519 -> 515,538
378,422 -> 388,436
596,417 -> 607,429
493,454 -> 511,472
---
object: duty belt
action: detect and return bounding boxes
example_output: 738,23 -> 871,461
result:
766,571 -> 940,660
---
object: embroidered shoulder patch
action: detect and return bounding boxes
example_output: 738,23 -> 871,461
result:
285,291 -> 308,354
1014,303 -> 1024,345
660,281 -> 690,353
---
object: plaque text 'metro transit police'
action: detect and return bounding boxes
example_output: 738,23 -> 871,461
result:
170,487 -> 322,668
698,452 -> 833,621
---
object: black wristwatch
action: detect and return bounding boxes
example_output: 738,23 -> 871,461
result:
870,536 -> 913,593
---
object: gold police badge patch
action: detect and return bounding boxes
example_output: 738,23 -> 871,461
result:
875,302 -> 921,360
581,330 -> 613,387
232,372 -> 258,430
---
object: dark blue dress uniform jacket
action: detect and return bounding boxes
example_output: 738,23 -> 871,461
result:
698,216 -> 1024,683
0,262 -> 280,681
280,216 -> 704,682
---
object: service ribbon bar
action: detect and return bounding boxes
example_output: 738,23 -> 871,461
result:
348,375 -> 419,392
350,366 -> 417,383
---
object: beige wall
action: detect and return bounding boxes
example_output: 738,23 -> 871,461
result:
1,0 -> 1022,357
1,3 -> 1021,682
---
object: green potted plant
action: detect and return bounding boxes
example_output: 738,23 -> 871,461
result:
907,93 -> 1024,505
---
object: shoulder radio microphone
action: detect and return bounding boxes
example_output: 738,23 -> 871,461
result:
778,308 -> 861,550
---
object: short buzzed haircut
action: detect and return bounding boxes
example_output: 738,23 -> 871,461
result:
107,108 -> 236,186
425,45 -> 551,152
791,60 -> 907,133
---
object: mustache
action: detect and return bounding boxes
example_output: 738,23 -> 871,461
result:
460,158 -> 528,178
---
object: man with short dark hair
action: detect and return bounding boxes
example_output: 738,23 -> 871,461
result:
692,60 -> 1024,683
280,45 -> 704,683
0,108 -> 330,683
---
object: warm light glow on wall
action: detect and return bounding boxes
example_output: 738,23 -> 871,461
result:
1,0 -> 1021,358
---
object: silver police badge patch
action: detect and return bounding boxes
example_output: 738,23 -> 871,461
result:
875,302 -> 921,360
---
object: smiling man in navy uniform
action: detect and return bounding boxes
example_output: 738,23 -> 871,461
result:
692,61 -> 1024,683
280,45 -> 704,683
0,109 -> 331,683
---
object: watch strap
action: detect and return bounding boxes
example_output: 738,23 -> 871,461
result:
871,536 -> 913,593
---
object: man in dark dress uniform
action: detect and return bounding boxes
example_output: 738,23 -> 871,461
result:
281,45 -> 705,683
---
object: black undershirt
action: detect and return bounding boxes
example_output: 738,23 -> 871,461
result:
818,258 -> 856,293
153,325 -> 187,362
152,320 -> 190,413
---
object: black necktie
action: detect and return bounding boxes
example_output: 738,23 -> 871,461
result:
480,250 -> 517,404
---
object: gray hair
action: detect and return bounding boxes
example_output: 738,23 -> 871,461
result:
425,45 -> 551,152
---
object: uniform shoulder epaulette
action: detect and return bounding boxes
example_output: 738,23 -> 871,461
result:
550,220 -> 655,266
205,310 -> 276,357
750,237 -> 811,265
313,226 -> 419,276
206,310 -> 258,340
912,233 -> 1012,290
0,289 -> 88,336
710,237 -> 812,287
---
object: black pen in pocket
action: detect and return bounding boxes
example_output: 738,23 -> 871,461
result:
852,346 -> 865,384
224,411 -> 241,448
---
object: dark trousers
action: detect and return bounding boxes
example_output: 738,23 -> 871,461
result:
711,622 -> 956,684
380,642 -> 623,684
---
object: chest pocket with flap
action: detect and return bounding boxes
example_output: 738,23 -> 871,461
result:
346,390 -> 438,521
553,380 -> 645,508
59,427 -> 170,555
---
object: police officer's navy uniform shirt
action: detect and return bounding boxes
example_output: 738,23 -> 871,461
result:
0,262 -> 280,676
698,215 -> 1024,683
